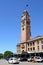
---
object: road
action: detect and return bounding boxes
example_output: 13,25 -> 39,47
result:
0,59 -> 43,65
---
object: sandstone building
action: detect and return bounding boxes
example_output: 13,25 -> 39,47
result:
17,10 -> 43,55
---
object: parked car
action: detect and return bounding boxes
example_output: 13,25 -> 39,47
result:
27,57 -> 31,62
8,57 -> 20,64
34,56 -> 43,62
18,58 -> 27,61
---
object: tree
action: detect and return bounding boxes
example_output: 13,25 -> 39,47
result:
0,53 -> 3,59
4,51 -> 13,58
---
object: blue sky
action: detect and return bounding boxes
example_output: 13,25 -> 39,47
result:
0,0 -> 43,53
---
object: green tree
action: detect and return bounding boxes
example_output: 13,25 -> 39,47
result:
4,51 -> 13,58
0,53 -> 3,59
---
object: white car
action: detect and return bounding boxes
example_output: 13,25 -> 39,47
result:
27,57 -> 31,62
34,56 -> 43,62
8,57 -> 20,64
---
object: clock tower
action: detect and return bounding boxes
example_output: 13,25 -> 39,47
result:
21,10 -> 31,42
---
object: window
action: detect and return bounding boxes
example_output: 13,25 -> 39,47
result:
22,47 -> 24,49
10,58 -> 13,60
33,47 -> 35,50
28,48 -> 29,51
30,42 -> 32,46
22,28 -> 24,30
21,44 -> 25,49
26,21 -> 30,25
38,46 -> 39,51
33,42 -> 35,46
22,50 -> 24,53
28,43 -> 29,46
42,45 -> 43,49
30,48 -> 32,51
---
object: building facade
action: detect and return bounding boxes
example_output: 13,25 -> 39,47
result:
17,10 -> 43,55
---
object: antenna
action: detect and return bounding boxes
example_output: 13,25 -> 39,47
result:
25,0 -> 30,11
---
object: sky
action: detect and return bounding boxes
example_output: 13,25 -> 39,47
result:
0,0 -> 43,53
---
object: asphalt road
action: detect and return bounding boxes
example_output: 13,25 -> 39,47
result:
0,59 -> 43,65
